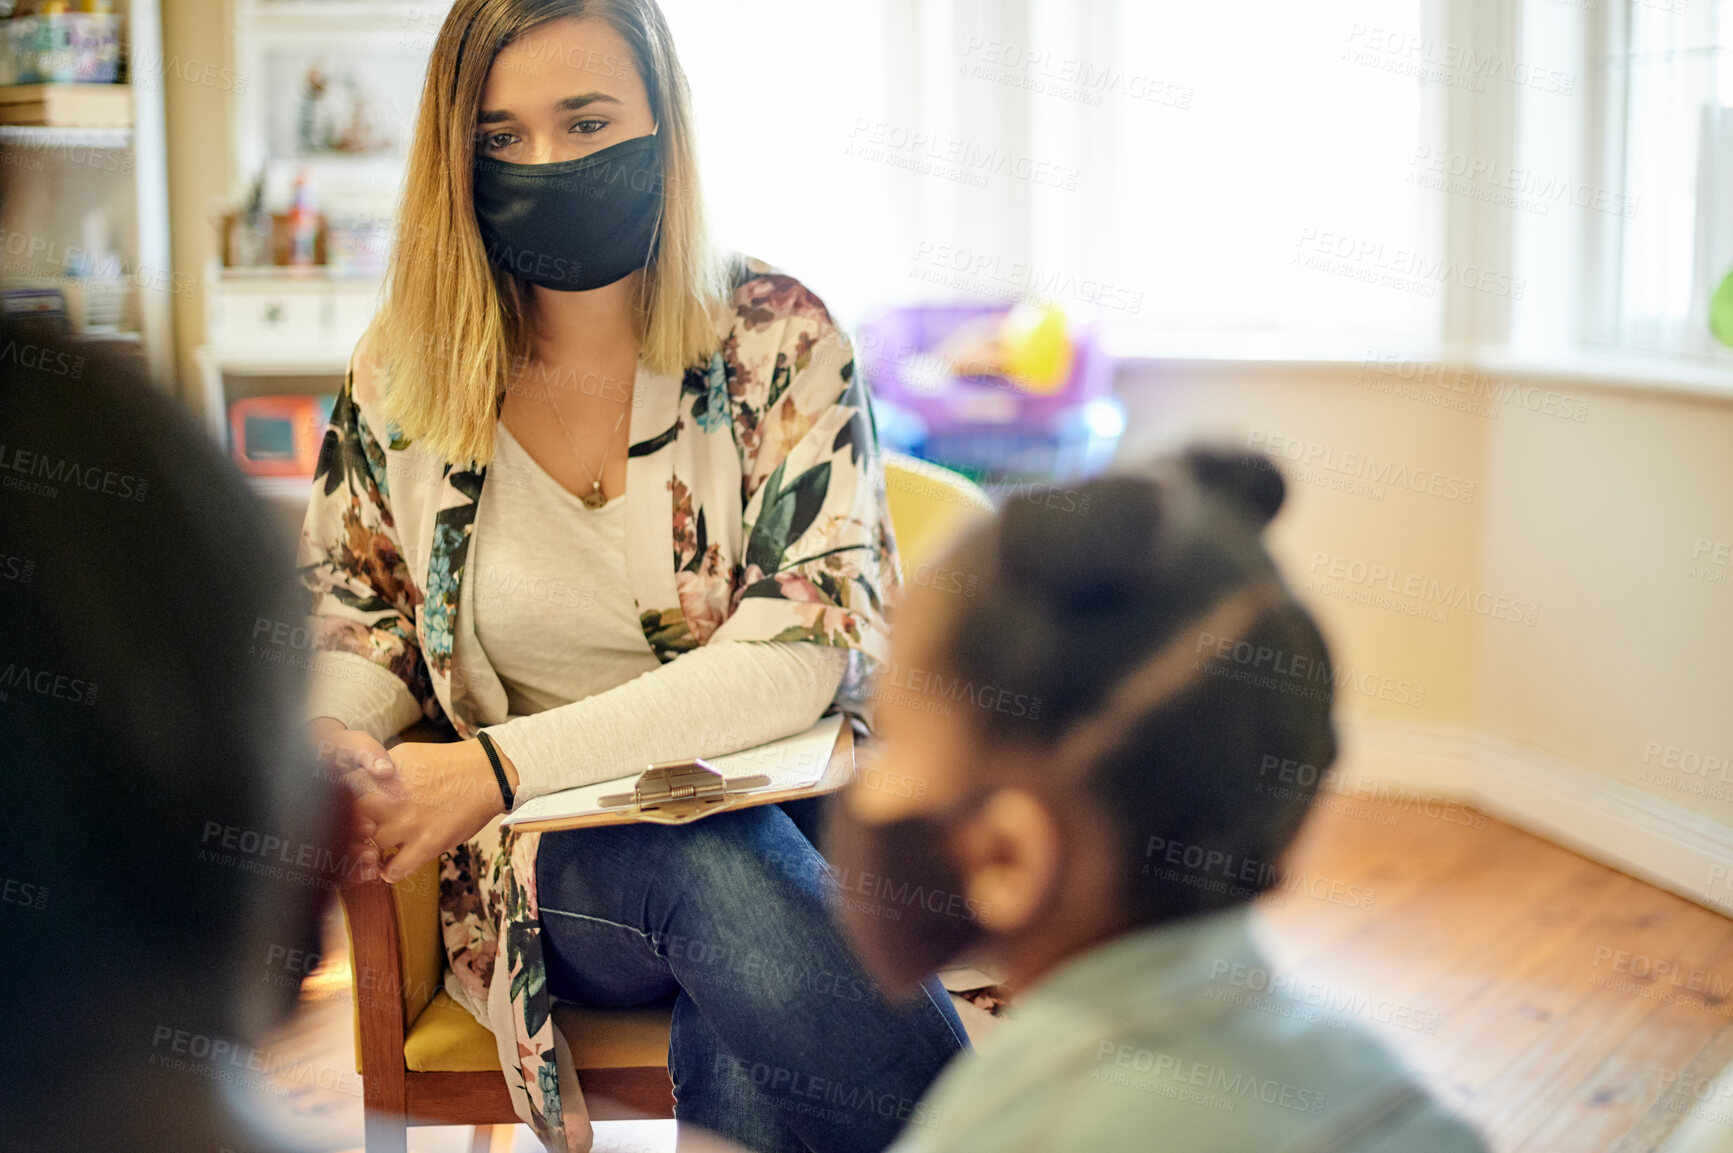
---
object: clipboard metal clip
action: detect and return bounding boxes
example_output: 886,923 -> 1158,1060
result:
596,758 -> 772,824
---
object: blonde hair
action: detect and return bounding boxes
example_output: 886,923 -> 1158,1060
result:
375,0 -> 726,465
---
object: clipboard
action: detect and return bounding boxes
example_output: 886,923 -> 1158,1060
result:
500,715 -> 856,833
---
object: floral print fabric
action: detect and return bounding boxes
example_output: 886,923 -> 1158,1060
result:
297,259 -> 901,1145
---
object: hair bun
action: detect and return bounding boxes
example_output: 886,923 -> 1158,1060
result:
1185,448 -> 1286,527
997,477 -> 1162,613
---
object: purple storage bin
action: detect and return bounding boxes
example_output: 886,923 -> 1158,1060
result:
855,303 -> 1113,436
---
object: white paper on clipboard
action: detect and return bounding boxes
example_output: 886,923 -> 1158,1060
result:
501,713 -> 845,829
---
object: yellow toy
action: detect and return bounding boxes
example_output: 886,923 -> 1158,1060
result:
997,300 -> 1074,393
933,301 -> 1075,393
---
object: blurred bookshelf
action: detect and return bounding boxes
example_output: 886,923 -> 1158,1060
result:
0,0 -> 173,386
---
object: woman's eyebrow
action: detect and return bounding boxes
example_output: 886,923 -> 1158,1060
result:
477,92 -> 622,125
555,92 -> 622,111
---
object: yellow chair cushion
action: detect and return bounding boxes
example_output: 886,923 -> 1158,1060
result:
403,990 -> 503,1073
553,1003 -> 674,1070
393,859 -> 447,1027
344,859 -> 446,1073
403,989 -> 674,1074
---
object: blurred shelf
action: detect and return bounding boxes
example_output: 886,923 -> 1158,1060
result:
0,124 -> 130,148
246,474 -> 317,504
0,6 -> 173,389
70,329 -> 142,343
198,347 -> 354,374
217,264 -> 384,283
242,0 -> 450,29
0,83 -> 132,128
196,342 -> 353,446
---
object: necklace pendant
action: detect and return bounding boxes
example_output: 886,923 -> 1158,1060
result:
581,483 -> 608,510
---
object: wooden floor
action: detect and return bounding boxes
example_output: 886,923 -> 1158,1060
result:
252,799 -> 1733,1152
1255,797 -> 1733,1153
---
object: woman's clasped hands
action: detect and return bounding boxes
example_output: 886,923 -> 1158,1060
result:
309,717 -> 517,885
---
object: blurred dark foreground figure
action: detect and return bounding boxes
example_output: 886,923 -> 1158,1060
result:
828,449 -> 1488,1153
0,324 -> 348,1152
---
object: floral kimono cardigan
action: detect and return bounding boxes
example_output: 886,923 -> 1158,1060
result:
298,262 -> 900,1145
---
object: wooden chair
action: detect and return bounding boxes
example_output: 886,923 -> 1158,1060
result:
338,451 -> 993,1151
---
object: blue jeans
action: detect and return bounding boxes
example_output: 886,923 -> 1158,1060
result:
535,804 -> 969,1153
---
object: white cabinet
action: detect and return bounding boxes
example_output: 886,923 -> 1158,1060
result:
205,263 -> 381,351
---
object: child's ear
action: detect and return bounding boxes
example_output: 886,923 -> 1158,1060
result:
954,788 -> 1064,934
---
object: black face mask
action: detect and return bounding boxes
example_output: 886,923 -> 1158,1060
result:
472,134 -> 663,292
824,793 -> 992,1002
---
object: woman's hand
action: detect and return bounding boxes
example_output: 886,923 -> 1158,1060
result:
309,717 -> 401,882
351,738 -> 519,885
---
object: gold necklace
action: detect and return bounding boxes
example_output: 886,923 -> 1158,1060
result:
547,392 -> 626,509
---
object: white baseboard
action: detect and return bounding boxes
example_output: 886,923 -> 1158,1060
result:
1334,719 -> 1733,920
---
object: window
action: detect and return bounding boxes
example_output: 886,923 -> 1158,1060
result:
1104,1 -> 1428,339
661,0 -> 1430,341
1600,0 -> 1733,359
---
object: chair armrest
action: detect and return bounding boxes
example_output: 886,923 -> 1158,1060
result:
342,720 -> 455,1084
340,877 -> 409,1078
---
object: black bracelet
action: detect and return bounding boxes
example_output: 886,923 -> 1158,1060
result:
476,730 -> 515,813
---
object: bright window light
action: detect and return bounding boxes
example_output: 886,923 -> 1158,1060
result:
661,0 -> 1427,340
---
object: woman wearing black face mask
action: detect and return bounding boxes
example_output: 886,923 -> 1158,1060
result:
296,2 -> 966,1150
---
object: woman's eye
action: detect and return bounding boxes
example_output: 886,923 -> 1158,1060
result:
481,131 -> 519,153
572,118 -> 607,135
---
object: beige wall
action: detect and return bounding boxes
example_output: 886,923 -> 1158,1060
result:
1115,358 -> 1733,835
1479,384 -> 1733,829
1115,360 -> 1485,732
160,0 -> 234,408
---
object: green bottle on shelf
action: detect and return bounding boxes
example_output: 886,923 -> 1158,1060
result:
1705,265 -> 1733,346
288,169 -> 319,267
1712,266 -> 1733,347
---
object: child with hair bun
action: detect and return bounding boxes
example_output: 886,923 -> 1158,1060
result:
828,448 -> 1486,1153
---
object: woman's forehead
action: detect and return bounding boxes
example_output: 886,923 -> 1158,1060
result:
482,15 -> 642,106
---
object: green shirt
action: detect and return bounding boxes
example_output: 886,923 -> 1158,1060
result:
892,908 -> 1486,1153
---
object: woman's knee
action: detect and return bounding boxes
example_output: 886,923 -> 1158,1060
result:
664,807 -> 830,897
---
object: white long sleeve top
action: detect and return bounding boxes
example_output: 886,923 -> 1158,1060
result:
307,422 -> 847,801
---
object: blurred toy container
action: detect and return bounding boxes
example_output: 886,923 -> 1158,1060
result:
856,300 -> 1124,486
1,7 -> 121,85
326,215 -> 391,277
